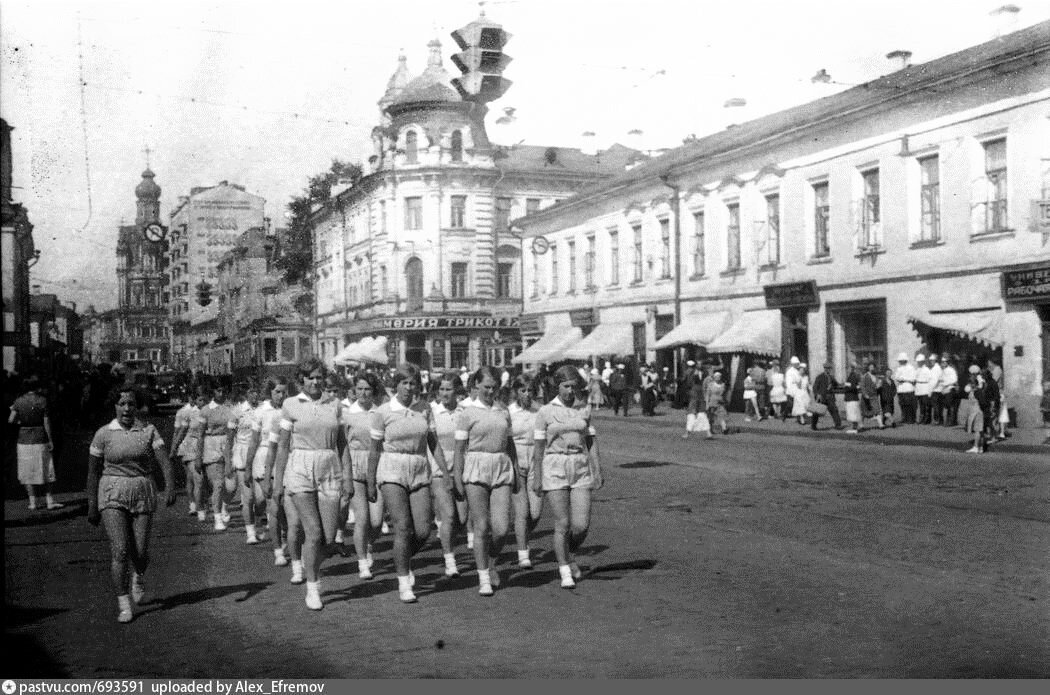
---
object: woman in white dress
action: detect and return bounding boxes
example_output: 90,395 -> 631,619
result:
768,362 -> 787,419
791,364 -> 812,425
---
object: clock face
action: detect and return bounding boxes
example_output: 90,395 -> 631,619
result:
143,223 -> 166,243
531,236 -> 550,255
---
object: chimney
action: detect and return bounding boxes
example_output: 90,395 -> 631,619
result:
886,50 -> 912,70
990,4 -> 1021,37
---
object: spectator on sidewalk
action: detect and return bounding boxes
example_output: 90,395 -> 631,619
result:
915,355 -> 933,424
639,364 -> 658,416
674,360 -> 696,410
682,370 -> 710,439
989,357 -> 1009,441
843,362 -> 863,433
860,361 -> 885,430
8,375 -> 62,512
938,356 -> 959,427
705,370 -> 730,436
928,354 -> 944,425
810,363 -> 842,430
768,359 -> 787,420
879,366 -> 898,428
609,364 -> 630,417
791,363 -> 811,426
86,386 -> 177,623
894,353 -> 917,424
743,373 -> 761,422
963,365 -> 992,454
784,357 -> 802,422
749,360 -> 768,419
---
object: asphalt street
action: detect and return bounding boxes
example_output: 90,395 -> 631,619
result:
4,411 -> 1049,678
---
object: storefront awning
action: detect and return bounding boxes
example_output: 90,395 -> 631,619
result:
511,326 -> 582,365
652,311 -> 732,350
907,310 -> 1004,348
561,323 -> 634,361
705,310 -> 781,356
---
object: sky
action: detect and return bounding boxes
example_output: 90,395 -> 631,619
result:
3,0 -> 1049,312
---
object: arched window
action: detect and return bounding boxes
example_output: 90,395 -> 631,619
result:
405,130 -> 418,163
450,130 -> 463,162
405,257 -> 424,310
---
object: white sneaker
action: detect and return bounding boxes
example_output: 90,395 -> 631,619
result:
399,588 -> 417,603
966,446 -> 981,453
221,512 -> 232,524
117,595 -> 134,624
214,516 -> 227,531
347,509 -> 356,525
466,531 -> 475,550
245,525 -> 259,544
305,581 -> 323,610
559,565 -> 575,589
131,573 -> 146,604
358,559 -> 373,580
188,502 -> 198,515
478,569 -> 493,596
274,548 -> 289,567
290,560 -> 305,584
197,510 -> 207,522
334,529 -> 344,544
517,549 -> 532,569
381,521 -> 391,534
444,553 -> 460,577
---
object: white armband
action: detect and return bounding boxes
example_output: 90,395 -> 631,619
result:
454,430 -> 469,441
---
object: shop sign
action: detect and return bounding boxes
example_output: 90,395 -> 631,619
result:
518,315 -> 545,335
1002,264 -> 1050,303
764,281 -> 820,309
371,315 -> 520,331
569,308 -> 599,327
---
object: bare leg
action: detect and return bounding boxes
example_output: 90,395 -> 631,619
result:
101,508 -> 133,596
381,484 -> 413,577
466,484 -> 491,574
238,471 -> 255,525
351,480 -> 372,562
283,494 -> 303,562
290,492 -> 324,583
488,484 -> 512,567
547,489 -> 571,567
431,478 -> 457,555
567,487 -> 592,560
204,462 -> 223,516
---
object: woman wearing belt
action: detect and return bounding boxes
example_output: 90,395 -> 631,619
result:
532,364 -> 603,589
366,363 -> 451,604
509,374 -> 542,569
272,358 -> 350,610
248,378 -> 291,567
86,387 -> 176,623
341,371 -> 384,580
430,371 -> 469,578
169,388 -> 207,517
194,384 -> 234,531
228,383 -> 265,544
8,375 -> 62,511
453,366 -> 518,596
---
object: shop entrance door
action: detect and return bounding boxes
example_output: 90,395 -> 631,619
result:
1040,306 -> 1050,392
782,308 -> 809,364
405,333 -> 428,368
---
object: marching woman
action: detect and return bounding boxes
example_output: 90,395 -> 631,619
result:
194,383 -> 234,530
228,383 -> 265,544
169,388 -> 207,517
341,371 -> 385,580
454,366 -> 518,596
249,378 -> 291,566
430,372 -> 469,577
367,363 -> 451,604
509,374 -> 543,568
86,387 -> 176,623
272,358 -> 351,610
532,365 -> 603,589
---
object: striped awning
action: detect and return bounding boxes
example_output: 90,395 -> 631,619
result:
704,310 -> 781,356
652,311 -> 732,350
907,309 -> 1004,348
561,322 -> 634,361
511,326 -> 583,365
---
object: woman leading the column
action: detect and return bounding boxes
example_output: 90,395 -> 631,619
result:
271,358 -> 351,610
532,365 -> 603,589
509,374 -> 543,568
366,363 -> 451,603
453,366 -> 518,596
86,387 -> 176,623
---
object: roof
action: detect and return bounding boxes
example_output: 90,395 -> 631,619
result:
387,39 -> 460,108
497,143 -> 646,176
516,20 -> 1050,227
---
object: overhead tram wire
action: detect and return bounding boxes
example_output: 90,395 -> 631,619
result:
75,13 -> 94,235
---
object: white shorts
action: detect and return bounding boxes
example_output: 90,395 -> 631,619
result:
845,401 -> 862,423
284,449 -> 341,496
177,436 -> 199,461
462,451 -> 514,488
514,441 -> 534,476
251,445 -> 270,480
428,448 -> 453,478
377,452 -> 430,492
541,452 -> 593,492
348,448 -> 369,482
231,442 -> 249,471
201,434 -> 226,465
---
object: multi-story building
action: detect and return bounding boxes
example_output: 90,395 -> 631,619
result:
212,226 -> 313,382
82,168 -> 170,366
166,181 -> 266,370
1,119 -> 37,375
312,36 -> 642,370
515,22 -> 1050,427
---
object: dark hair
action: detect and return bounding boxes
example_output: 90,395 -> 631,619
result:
389,362 -> 422,389
472,366 -> 502,388
553,364 -> 585,390
511,373 -> 533,392
263,376 -> 290,394
195,384 -> 212,400
110,385 -> 144,409
352,371 -> 383,399
296,357 -> 328,380
24,374 -> 42,393
438,371 -> 464,394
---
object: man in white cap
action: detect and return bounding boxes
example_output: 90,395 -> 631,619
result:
609,363 -> 630,416
784,356 -> 802,422
927,353 -> 944,425
894,352 -> 917,424
914,354 -> 932,424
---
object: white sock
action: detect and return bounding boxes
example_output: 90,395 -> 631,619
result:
306,580 -> 320,594
358,559 -> 371,573
435,518 -> 443,532
291,559 -> 303,573
444,552 -> 456,566
274,548 -> 285,559
246,524 -> 256,536
477,568 -> 491,585
397,575 -> 412,591
517,549 -> 530,562
559,564 -> 574,581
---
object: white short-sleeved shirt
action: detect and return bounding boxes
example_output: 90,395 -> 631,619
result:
431,401 -> 460,454
342,398 -> 376,451
280,393 -> 341,451
454,401 -> 512,454
251,400 -> 283,446
508,402 -> 538,446
369,398 -> 434,456
533,398 -> 595,454
228,402 -> 257,448
90,419 -> 165,478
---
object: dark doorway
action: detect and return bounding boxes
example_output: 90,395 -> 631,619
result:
1039,305 -> 1049,392
405,333 -> 428,368
782,308 -> 809,364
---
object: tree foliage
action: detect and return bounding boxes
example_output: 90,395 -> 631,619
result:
275,159 -> 364,287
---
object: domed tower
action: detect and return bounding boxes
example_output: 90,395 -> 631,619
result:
134,168 -> 161,226
377,52 -> 414,116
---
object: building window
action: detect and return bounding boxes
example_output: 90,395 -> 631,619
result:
450,195 -> 467,228
526,198 -> 541,216
632,224 -> 643,283
813,181 -> 830,257
406,257 -> 424,309
405,130 -> 418,163
982,138 -> 1008,233
450,130 -> 463,162
765,195 -> 780,266
585,235 -> 596,289
281,337 -> 296,363
405,197 -> 423,230
568,240 -> 577,293
263,337 -> 278,363
826,300 -> 887,382
549,243 -> 558,294
496,262 -> 513,298
659,218 -> 671,279
495,197 -> 513,231
608,229 -> 620,285
726,203 -> 741,270
450,262 -> 468,298
531,250 -> 542,297
691,211 -> 705,277
380,265 -> 388,299
380,200 -> 387,234
918,155 -> 940,242
859,168 -> 881,248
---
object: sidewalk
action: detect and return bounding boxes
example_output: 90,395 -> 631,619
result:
593,406 -> 1050,455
